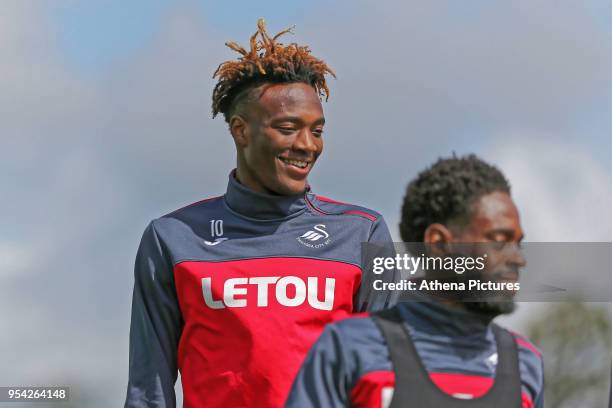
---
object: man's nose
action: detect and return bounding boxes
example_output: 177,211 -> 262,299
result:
292,129 -> 320,153
506,243 -> 526,268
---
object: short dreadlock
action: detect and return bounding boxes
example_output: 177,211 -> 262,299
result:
212,18 -> 335,123
400,154 -> 511,242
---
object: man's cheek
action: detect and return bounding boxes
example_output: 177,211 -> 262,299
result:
483,256 -> 503,278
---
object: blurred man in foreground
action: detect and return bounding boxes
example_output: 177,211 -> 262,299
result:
286,154 -> 544,407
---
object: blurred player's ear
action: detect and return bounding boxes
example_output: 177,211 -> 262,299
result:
424,223 -> 454,257
229,115 -> 249,148
424,223 -> 453,244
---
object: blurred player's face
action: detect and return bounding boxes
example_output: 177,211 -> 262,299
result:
454,191 -> 525,315
455,191 -> 525,279
231,82 -> 324,195
424,191 -> 525,316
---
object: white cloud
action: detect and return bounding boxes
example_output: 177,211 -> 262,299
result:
0,244 -> 34,278
487,137 -> 612,333
487,136 -> 612,242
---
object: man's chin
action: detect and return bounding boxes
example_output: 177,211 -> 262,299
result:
464,298 -> 516,317
266,179 -> 308,196
274,174 -> 310,195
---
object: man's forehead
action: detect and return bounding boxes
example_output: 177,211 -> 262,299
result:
256,83 -> 323,117
471,192 -> 520,228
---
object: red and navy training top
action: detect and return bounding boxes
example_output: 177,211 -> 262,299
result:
124,172 -> 398,408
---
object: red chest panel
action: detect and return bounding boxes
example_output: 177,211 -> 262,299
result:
174,257 -> 362,408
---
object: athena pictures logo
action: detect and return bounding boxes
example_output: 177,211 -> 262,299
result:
297,224 -> 332,248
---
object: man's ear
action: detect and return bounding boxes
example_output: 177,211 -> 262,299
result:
424,223 -> 453,244
229,114 -> 249,148
424,223 -> 453,256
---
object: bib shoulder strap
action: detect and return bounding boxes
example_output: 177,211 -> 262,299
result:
371,308 -> 522,407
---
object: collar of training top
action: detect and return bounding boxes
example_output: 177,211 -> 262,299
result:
397,293 -> 494,337
224,170 -> 311,220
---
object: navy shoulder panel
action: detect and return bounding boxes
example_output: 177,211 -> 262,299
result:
508,330 -> 543,361
162,195 -> 224,219
307,195 -> 381,222
508,329 -> 544,403
333,315 -> 392,379
152,196 -> 225,260
335,314 -> 382,341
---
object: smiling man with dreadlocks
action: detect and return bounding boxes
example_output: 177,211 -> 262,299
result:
124,19 -> 398,408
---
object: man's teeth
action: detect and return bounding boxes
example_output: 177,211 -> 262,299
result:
281,158 -> 308,169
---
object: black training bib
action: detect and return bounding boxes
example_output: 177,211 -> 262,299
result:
372,308 -> 522,407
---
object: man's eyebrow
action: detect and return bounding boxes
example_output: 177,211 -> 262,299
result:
270,116 -> 325,125
488,228 -> 524,241
487,228 -> 516,236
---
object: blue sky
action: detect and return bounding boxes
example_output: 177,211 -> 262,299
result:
51,0 -> 612,71
51,0 -> 332,74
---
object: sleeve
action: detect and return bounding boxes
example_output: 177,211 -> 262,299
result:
124,221 -> 183,408
532,356 -> 544,408
354,216 -> 401,312
284,325 -> 351,408
517,337 -> 544,408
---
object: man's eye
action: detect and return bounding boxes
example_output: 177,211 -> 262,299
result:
489,235 -> 509,249
312,128 -> 324,136
487,239 -> 506,251
277,127 -> 296,133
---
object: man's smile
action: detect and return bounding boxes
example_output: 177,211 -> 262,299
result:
278,155 -> 314,176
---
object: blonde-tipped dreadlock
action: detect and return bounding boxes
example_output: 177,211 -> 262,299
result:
212,18 -> 335,122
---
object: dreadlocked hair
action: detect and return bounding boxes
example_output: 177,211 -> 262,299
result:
212,18 -> 335,123
400,154 -> 511,242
